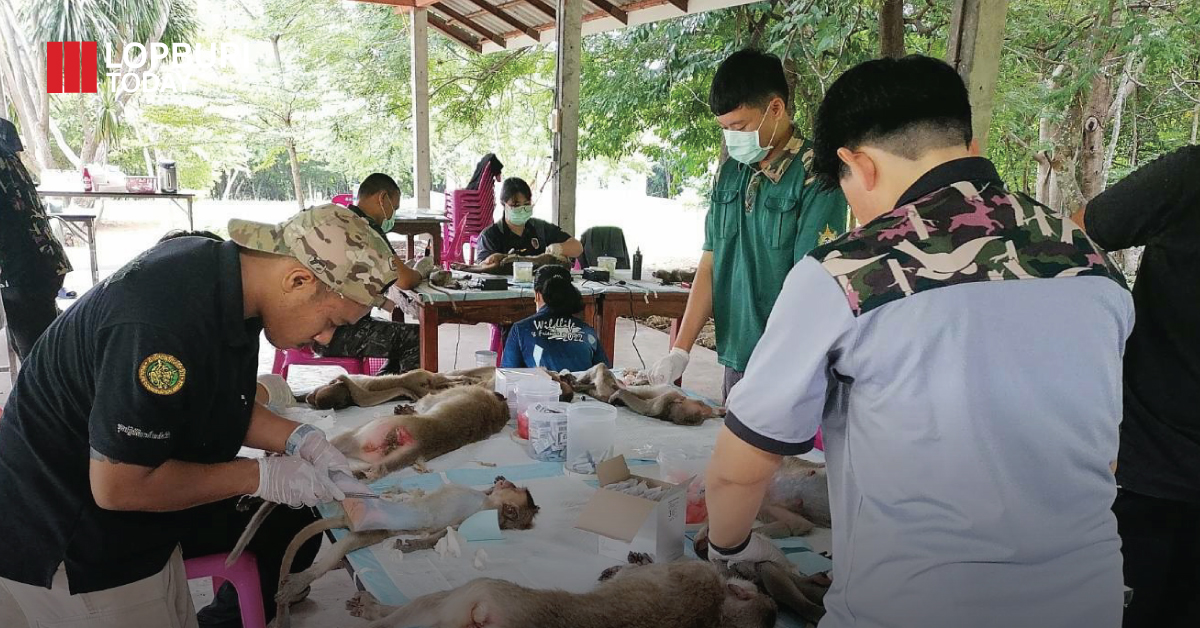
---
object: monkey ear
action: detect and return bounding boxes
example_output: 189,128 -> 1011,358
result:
502,504 -> 517,520
727,582 -> 757,601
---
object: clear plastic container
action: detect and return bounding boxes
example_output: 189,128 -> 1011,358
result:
475,350 -> 497,367
515,379 -> 562,439
566,402 -> 617,474
658,446 -> 712,524
513,261 -> 534,283
526,401 -> 571,461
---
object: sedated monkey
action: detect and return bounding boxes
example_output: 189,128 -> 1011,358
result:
267,477 -> 540,628
306,366 -> 497,410
330,385 -> 510,480
451,252 -> 571,276
343,550 -> 776,628
571,363 -> 725,426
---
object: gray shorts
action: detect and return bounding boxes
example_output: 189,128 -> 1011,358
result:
723,367 -> 745,402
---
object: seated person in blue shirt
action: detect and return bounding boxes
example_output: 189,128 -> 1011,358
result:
502,265 -> 609,372
475,177 -> 583,263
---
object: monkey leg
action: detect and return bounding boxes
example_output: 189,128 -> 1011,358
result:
277,527 -> 398,610
611,389 -> 677,420
272,515 -> 350,628
758,504 -> 816,537
346,591 -> 401,621
394,529 -> 448,553
757,561 -> 827,625
361,589 -> 457,628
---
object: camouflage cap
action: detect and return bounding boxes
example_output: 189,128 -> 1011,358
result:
228,204 -> 398,307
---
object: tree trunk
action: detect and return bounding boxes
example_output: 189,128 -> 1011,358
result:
271,33 -> 305,210
0,0 -> 53,170
879,0 -> 906,59
1192,101 -> 1199,144
222,169 -> 240,201
1077,0 -> 1116,204
1102,42 -> 1144,183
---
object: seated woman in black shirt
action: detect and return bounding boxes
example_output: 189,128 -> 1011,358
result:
475,177 -> 583,262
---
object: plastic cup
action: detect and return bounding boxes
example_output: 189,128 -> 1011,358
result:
658,446 -> 712,524
526,401 -> 571,461
597,256 -> 617,274
513,261 -> 534,283
566,402 -> 617,474
475,350 -> 497,367
514,379 -> 562,439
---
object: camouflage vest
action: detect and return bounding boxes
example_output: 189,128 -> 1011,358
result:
809,180 -> 1125,316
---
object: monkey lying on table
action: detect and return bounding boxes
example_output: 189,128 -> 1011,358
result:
569,363 -> 725,426
330,385 -> 511,480
306,366 -> 575,411
267,476 -> 540,628
306,366 -> 497,410
451,252 -> 571,276
343,550 -> 777,628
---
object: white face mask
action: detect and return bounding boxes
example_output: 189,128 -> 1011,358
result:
723,106 -> 780,165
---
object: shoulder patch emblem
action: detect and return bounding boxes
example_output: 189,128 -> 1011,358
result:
138,353 -> 186,395
818,224 -> 838,245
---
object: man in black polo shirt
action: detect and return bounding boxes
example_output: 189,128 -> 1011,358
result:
339,172 -> 421,291
0,206 -> 397,627
1073,145 -> 1200,628
474,177 -> 583,262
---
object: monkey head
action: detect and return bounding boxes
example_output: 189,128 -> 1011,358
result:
484,476 -> 540,530
667,398 -> 726,426
722,577 -> 778,628
307,379 -> 353,410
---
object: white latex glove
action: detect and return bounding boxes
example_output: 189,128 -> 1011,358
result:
252,456 -> 345,507
707,532 -> 790,568
286,424 -> 352,476
649,347 -> 690,384
256,374 -> 294,413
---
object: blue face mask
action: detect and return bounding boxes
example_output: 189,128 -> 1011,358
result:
505,204 -> 533,226
378,194 -> 397,232
723,108 -> 780,166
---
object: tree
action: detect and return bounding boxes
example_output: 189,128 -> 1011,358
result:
0,0 -> 197,173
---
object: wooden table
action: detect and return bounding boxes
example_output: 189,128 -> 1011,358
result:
48,212 -> 100,285
38,190 -> 196,230
593,280 -> 691,367
391,280 -> 600,372
388,214 -> 449,265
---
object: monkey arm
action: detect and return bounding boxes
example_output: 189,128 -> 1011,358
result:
756,561 -> 827,624
394,528 -> 448,553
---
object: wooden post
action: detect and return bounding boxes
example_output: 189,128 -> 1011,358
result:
551,0 -> 582,234
946,0 -> 1008,153
411,8 -> 433,210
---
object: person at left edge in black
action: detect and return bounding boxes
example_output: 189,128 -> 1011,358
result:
0,117 -> 72,360
474,177 -> 584,263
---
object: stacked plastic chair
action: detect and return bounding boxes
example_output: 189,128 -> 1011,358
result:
442,162 -> 499,266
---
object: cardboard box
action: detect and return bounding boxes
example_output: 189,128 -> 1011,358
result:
574,455 -> 691,562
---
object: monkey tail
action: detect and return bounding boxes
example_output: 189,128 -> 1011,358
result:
225,501 -> 278,568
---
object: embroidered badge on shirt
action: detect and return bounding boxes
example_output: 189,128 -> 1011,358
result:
138,353 -> 186,395
818,224 -> 839,245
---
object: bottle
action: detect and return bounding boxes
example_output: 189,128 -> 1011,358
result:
82,167 -> 93,192
631,247 -> 643,281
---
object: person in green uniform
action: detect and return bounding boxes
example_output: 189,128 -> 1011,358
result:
649,48 -> 849,396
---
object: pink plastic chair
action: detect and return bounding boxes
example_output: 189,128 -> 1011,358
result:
814,428 -> 824,452
184,552 -> 267,628
442,162 -> 498,266
331,193 -> 354,207
274,347 -> 366,380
